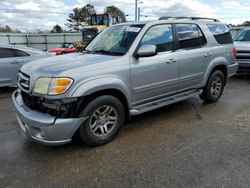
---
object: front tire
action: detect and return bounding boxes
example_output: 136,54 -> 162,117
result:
200,70 -> 225,103
78,95 -> 125,147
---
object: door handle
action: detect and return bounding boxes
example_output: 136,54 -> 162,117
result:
166,59 -> 177,64
11,60 -> 22,64
204,52 -> 212,57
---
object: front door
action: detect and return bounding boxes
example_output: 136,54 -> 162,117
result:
131,24 -> 179,105
0,48 -> 24,87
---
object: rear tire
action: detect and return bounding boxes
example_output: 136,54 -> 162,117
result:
78,95 -> 125,147
200,70 -> 225,103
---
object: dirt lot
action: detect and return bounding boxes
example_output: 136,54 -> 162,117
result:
0,76 -> 250,188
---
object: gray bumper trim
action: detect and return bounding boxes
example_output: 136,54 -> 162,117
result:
12,90 -> 87,145
228,63 -> 238,77
236,60 -> 250,73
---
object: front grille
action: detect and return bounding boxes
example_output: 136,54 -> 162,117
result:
21,91 -> 43,110
236,50 -> 250,60
18,71 -> 30,92
20,91 -> 77,118
237,57 -> 250,60
237,50 -> 250,54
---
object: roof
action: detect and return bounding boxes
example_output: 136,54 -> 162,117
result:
0,43 -> 45,54
115,17 -> 222,27
115,21 -> 152,26
159,16 -> 219,22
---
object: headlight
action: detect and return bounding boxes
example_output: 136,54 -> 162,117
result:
33,77 -> 73,95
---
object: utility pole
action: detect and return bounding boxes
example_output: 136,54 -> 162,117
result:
135,0 -> 138,21
138,7 -> 140,21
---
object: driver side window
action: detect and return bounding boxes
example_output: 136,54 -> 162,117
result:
140,24 -> 174,53
68,44 -> 74,48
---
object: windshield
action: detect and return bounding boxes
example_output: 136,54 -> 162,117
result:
61,43 -> 74,48
85,25 -> 144,55
91,15 -> 109,25
234,30 -> 250,41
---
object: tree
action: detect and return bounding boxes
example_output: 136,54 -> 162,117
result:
51,25 -> 63,33
242,21 -> 250,26
0,25 -> 12,33
65,8 -> 83,31
104,6 -> 126,23
65,4 -> 96,31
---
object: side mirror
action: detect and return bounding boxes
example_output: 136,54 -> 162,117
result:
136,45 -> 157,58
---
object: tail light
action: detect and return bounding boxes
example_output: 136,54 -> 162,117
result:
232,47 -> 237,59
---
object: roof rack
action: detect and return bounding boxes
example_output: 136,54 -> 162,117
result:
159,16 -> 219,22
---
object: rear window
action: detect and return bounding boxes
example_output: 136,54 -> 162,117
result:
207,24 -> 233,44
13,49 -> 29,57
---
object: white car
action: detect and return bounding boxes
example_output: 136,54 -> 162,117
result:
0,44 -> 54,87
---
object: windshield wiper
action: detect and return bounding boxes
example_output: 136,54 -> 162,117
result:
92,50 -> 124,56
81,49 -> 93,54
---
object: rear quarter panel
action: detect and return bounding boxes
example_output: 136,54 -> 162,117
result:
199,23 -> 235,87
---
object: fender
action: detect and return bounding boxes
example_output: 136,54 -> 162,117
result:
71,77 -> 131,107
201,57 -> 228,87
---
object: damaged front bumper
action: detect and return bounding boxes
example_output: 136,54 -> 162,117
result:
12,90 -> 87,145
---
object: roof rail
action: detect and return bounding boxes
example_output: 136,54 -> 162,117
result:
159,16 -> 219,22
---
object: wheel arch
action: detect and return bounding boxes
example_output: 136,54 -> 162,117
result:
72,78 -> 131,121
202,60 -> 228,87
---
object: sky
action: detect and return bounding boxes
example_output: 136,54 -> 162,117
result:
0,0 -> 249,32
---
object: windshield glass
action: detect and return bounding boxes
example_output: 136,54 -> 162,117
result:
85,25 -> 144,55
234,30 -> 250,41
91,15 -> 108,25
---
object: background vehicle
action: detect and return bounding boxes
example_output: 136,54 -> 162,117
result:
48,43 -> 79,55
82,13 -> 119,45
0,44 -> 53,87
234,28 -> 250,73
13,17 -> 237,147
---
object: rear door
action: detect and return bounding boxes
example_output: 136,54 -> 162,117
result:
175,23 -> 211,90
0,48 -> 25,87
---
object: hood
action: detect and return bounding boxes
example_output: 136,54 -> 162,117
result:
48,48 -> 65,52
234,41 -> 250,51
21,53 -> 121,77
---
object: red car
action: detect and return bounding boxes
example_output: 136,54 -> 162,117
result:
48,43 -> 79,55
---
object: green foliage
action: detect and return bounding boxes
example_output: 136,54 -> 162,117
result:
242,21 -> 250,26
0,25 -> 12,33
104,6 -> 126,23
50,25 -> 63,33
228,21 -> 250,27
65,4 -> 96,31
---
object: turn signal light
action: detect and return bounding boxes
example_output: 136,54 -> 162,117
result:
232,47 -> 237,59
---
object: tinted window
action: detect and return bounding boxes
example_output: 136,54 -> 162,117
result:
176,24 -> 206,49
0,48 -> 15,58
207,24 -> 233,44
234,30 -> 250,41
13,49 -> 29,57
140,24 -> 174,52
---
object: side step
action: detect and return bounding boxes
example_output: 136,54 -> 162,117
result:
130,89 -> 202,115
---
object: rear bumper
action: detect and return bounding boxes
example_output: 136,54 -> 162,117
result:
12,90 -> 86,145
228,63 -> 238,77
236,60 -> 250,73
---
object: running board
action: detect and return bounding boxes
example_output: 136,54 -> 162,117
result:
130,89 -> 202,115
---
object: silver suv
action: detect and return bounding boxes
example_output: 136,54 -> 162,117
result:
12,17 -> 238,146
